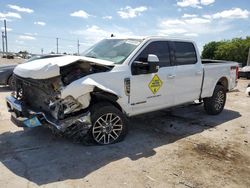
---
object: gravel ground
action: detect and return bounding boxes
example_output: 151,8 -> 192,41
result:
0,57 -> 25,65
0,79 -> 249,188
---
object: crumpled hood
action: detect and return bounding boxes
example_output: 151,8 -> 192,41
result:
13,55 -> 114,79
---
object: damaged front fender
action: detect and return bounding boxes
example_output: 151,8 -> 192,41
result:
61,77 -> 120,108
61,77 -> 120,99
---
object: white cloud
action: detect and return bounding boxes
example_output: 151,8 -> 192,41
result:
7,4 -> 33,13
0,12 -> 21,19
182,14 -> 198,18
117,6 -> 147,19
15,40 -> 25,45
184,33 -> 199,37
70,10 -> 90,19
200,0 -> 215,5
177,0 -> 201,8
212,8 -> 249,19
1,27 -> 12,32
24,32 -> 38,36
177,0 -> 215,8
71,25 -> 138,49
158,16 -> 230,37
159,28 -> 188,35
102,16 -> 112,20
19,35 -> 36,40
185,17 -> 211,24
34,21 -> 46,26
202,14 -> 212,19
159,7 -> 249,37
161,19 -> 186,27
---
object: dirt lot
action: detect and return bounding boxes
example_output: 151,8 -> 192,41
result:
0,78 -> 249,188
0,57 -> 25,65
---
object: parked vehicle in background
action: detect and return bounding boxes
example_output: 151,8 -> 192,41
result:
246,83 -> 250,96
6,37 -> 238,145
239,66 -> 250,79
0,64 -> 17,88
0,54 -> 64,88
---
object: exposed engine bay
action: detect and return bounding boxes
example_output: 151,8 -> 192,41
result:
60,61 -> 111,86
13,60 -> 112,122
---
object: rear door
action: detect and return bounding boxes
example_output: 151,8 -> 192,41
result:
129,40 -> 175,115
171,41 -> 203,105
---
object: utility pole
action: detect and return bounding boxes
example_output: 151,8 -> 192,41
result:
1,31 -> 5,54
4,20 -> 8,53
77,39 -> 80,55
247,48 -> 250,66
56,37 -> 59,54
41,48 -> 44,55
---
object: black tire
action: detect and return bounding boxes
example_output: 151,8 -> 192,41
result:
204,85 -> 226,115
7,75 -> 15,89
90,102 -> 128,145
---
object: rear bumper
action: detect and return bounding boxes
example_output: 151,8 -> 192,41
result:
6,95 -> 92,131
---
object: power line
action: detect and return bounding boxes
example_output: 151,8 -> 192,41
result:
2,20 -> 85,54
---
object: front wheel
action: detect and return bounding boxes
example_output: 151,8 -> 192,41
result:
204,85 -> 226,115
90,103 -> 128,145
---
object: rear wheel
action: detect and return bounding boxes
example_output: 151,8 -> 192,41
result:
204,85 -> 226,115
90,103 -> 128,145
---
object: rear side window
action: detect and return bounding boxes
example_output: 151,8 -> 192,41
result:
174,42 -> 197,65
135,41 -> 171,67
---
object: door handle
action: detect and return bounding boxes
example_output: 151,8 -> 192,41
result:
196,71 -> 202,75
168,74 -> 176,79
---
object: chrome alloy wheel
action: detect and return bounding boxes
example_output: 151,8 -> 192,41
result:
214,90 -> 225,111
92,113 -> 123,144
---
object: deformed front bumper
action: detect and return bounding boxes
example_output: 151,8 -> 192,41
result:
6,95 -> 92,131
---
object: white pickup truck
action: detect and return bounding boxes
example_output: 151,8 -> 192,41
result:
6,37 -> 238,145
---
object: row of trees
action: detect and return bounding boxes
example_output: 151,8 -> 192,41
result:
202,37 -> 250,66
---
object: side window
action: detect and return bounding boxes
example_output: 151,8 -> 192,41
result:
174,42 -> 197,65
135,41 -> 171,67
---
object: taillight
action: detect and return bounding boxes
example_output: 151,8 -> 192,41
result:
231,66 -> 239,79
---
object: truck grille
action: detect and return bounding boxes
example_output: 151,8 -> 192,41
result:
14,75 -> 58,113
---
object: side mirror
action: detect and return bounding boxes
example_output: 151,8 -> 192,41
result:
132,54 -> 159,75
148,54 -> 159,63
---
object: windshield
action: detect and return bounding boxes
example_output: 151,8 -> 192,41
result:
82,39 -> 142,64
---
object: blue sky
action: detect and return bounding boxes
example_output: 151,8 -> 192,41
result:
0,0 -> 249,54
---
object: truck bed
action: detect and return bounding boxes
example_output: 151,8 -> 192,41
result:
201,60 -> 238,99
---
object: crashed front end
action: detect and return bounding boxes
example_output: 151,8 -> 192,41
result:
6,74 -> 92,133
6,56 -> 113,135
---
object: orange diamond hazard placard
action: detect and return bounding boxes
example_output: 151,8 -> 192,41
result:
148,74 -> 163,94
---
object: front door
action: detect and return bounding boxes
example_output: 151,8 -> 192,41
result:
129,40 -> 175,115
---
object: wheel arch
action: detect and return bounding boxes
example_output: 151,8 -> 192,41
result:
216,77 -> 229,91
90,87 -> 123,112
